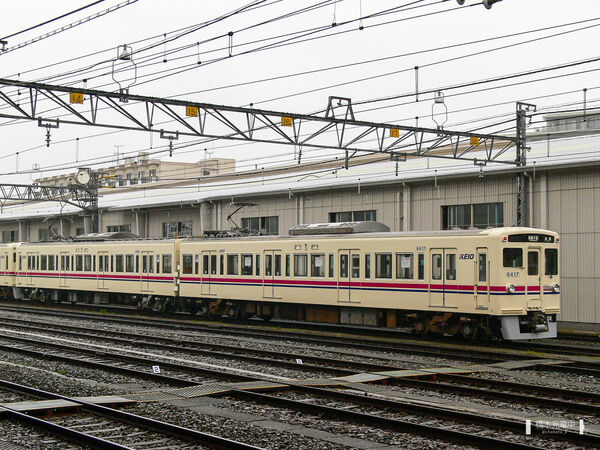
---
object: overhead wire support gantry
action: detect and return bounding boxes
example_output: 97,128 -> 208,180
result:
0,78 -> 521,167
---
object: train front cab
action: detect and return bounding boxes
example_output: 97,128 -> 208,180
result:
496,230 -> 560,340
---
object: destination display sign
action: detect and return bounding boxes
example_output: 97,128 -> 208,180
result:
507,234 -> 555,243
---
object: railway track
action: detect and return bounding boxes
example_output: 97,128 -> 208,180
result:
0,379 -> 258,449
1,303 -> 599,376
0,311 -> 600,448
1,315 -> 600,418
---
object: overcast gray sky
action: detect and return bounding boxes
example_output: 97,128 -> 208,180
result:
0,0 -> 599,184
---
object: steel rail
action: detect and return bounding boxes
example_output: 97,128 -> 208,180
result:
0,404 -> 131,449
0,379 -> 262,450
1,319 -> 598,416
2,303 -> 599,374
0,328 -> 599,448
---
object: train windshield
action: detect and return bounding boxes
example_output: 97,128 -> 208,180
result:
545,249 -> 558,275
503,248 -> 522,268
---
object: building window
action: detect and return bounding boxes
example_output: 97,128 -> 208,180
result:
138,170 -> 145,183
107,225 -> 131,233
2,230 -> 18,242
75,227 -> 85,236
162,221 -> 193,237
149,169 -> 157,181
329,210 -> 376,222
38,228 -> 58,242
241,216 -> 279,235
442,203 -> 503,230
117,174 -> 125,187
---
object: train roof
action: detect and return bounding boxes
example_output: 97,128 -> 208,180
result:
3,226 -> 558,247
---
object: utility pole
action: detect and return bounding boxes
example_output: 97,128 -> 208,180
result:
515,102 -> 536,227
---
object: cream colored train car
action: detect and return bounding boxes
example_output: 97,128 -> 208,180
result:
10,236 -> 179,307
178,224 -> 560,340
0,243 -> 20,291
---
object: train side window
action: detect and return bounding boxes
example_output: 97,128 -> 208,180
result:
220,255 -> 224,275
294,254 -> 307,276
503,248 -> 522,268
182,254 -> 193,274
375,253 -> 392,279
142,255 -> 147,273
136,255 -> 139,273
478,254 -> 487,282
365,254 -> 371,278
36,255 -> 39,270
125,255 -> 134,273
41,255 -> 47,271
211,255 -> 217,275
203,255 -> 209,274
339,254 -> 348,278
156,257 -> 161,273
163,255 -> 172,274
13,253 -> 16,263
432,254 -> 442,280
70,255 -> 73,270
115,255 -> 124,272
310,254 -> 325,277
274,255 -> 281,276
285,254 -> 290,277
527,251 -> 538,276
75,255 -> 82,271
241,254 -> 253,275
265,254 -> 272,276
48,255 -> 55,271
396,253 -> 414,279
99,255 -> 103,272
545,249 -> 558,275
84,255 -> 92,272
110,255 -> 114,272
194,255 -> 198,274
256,255 -> 260,276
227,254 -> 239,275
351,254 -> 360,278
446,254 -> 456,280
418,254 -> 425,280
329,254 -> 334,277
93,255 -> 96,272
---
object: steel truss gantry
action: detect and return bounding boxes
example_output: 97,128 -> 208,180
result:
0,78 -> 531,226
0,79 -> 521,164
0,168 -> 102,233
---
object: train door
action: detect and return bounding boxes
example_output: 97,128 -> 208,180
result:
429,248 -> 457,308
26,252 -> 35,285
141,251 -> 154,291
263,250 -> 282,298
526,247 -> 542,306
0,252 -> 6,284
60,252 -> 70,288
96,251 -> 107,289
201,251 -> 217,295
337,249 -> 361,303
475,248 -> 489,309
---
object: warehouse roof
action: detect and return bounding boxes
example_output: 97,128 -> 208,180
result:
1,131 -> 599,221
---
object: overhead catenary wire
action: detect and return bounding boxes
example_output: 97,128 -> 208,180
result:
0,0 -> 106,41
2,2 -> 596,184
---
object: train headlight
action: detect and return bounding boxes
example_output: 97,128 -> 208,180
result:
552,283 -> 560,293
506,283 -> 516,294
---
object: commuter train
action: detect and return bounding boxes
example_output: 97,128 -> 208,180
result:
0,222 -> 560,340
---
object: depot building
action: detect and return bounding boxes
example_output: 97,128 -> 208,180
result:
1,112 -> 600,331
